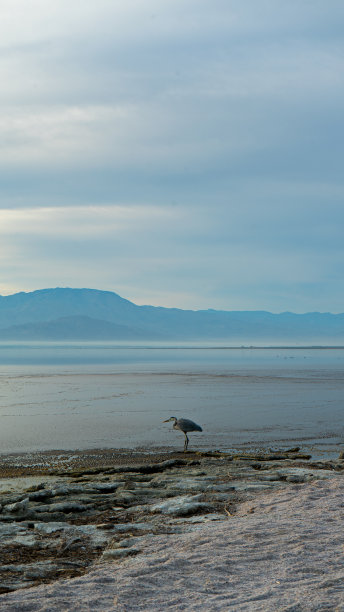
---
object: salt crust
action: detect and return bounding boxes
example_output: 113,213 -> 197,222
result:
1,477 -> 344,611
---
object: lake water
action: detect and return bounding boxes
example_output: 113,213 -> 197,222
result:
0,343 -> 343,458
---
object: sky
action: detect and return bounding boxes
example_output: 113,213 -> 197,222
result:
0,0 -> 343,312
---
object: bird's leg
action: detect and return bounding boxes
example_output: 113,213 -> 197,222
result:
184,433 -> 189,451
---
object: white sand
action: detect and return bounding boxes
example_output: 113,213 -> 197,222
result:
1,477 -> 344,611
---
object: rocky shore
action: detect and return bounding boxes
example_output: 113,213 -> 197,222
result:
0,447 -> 343,601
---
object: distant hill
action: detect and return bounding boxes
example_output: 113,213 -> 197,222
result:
0,315 -> 160,341
0,287 -> 343,343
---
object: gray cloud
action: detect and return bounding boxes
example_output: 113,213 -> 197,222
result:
1,202 -> 343,312
0,1 -> 343,311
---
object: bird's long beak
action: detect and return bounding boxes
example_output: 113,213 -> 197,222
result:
163,418 -> 170,422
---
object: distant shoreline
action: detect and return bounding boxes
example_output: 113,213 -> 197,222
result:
0,341 -> 344,349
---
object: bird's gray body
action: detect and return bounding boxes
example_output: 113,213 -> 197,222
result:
163,416 -> 203,451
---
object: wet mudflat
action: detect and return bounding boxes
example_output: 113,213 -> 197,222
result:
1,345 -> 344,456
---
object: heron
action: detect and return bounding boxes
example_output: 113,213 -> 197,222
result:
163,416 -> 203,451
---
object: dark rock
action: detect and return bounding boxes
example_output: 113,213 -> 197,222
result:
36,501 -> 88,513
88,482 -> 121,493
25,483 -> 46,493
285,475 -> 306,483
286,454 -> 312,460
57,459 -> 200,478
0,584 -> 27,594
233,452 -> 311,461
26,512 -> 70,522
28,490 -> 54,501
3,498 -> 30,515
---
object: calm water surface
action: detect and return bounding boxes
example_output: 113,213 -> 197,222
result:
0,343 -> 343,458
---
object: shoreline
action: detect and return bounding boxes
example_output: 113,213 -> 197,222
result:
0,441 -> 342,479
0,446 -> 343,608
0,448 -> 196,479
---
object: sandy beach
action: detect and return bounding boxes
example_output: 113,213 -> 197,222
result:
0,454 -> 343,611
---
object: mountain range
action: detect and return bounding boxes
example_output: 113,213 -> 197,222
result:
0,288 -> 343,344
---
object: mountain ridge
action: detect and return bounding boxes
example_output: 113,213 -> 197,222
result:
0,287 -> 343,342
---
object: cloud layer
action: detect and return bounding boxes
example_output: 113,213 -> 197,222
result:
1,1 -> 343,311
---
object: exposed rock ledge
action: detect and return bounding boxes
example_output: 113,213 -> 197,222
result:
0,448 -> 343,605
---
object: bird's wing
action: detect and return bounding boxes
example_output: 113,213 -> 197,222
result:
178,418 -> 202,431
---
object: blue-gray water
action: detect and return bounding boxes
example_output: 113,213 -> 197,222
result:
0,343 -> 343,458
